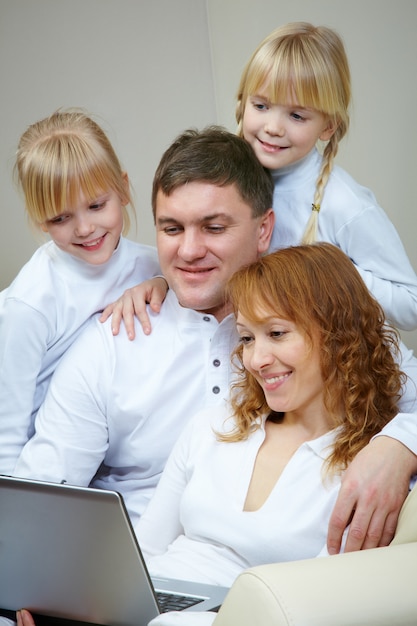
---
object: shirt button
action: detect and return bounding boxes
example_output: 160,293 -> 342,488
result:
212,386 -> 220,394
213,359 -> 221,367
203,316 -> 211,322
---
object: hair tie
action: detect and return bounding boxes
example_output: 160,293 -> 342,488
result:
312,203 -> 321,213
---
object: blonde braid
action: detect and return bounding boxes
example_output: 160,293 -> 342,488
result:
301,133 -> 340,244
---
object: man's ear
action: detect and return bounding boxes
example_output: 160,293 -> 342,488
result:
258,208 -> 275,254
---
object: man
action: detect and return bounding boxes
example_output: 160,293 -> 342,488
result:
13,127 -> 417,552
13,127 -> 274,525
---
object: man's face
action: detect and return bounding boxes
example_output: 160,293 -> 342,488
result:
155,181 -> 274,321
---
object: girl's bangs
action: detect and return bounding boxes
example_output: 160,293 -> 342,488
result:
40,154 -> 112,223
269,55 -> 324,111
248,44 -> 335,115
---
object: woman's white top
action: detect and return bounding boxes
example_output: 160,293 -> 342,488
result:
136,402 -> 342,588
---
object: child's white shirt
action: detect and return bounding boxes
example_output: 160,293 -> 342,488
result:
0,237 -> 159,474
269,148 -> 417,330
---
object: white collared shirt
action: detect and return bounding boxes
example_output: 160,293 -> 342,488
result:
136,402 -> 342,587
13,290 -> 238,524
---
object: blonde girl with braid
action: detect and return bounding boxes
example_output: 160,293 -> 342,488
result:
109,22 -> 417,339
238,22 -> 417,331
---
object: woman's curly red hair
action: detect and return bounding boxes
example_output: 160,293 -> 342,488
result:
224,243 -> 405,474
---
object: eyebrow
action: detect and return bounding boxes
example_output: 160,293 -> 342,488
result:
250,93 -> 311,112
250,93 -> 270,103
157,213 -> 236,227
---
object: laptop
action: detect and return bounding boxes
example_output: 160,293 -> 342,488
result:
0,475 -> 228,626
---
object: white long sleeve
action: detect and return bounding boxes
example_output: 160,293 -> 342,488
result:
136,404 -> 339,587
0,237 -> 159,474
269,149 -> 417,331
13,292 -> 238,524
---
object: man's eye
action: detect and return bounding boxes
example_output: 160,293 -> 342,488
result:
164,226 -> 182,235
205,225 -> 225,234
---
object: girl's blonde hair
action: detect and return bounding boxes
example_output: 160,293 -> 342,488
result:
15,109 -> 134,234
236,22 -> 351,243
225,243 -> 404,475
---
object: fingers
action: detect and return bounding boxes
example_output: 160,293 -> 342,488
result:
147,277 -> 169,314
377,508 -> 401,547
99,302 -> 114,323
343,501 -> 401,552
17,610 -> 36,626
342,503 -> 376,552
328,437 -> 415,554
327,482 -> 357,554
327,480 -> 406,554
99,278 -> 167,338
129,278 -> 167,335
99,294 -> 136,339
113,304 -> 136,339
135,310 -> 152,336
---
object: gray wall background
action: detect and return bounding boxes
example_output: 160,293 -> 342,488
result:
1,0 -> 416,350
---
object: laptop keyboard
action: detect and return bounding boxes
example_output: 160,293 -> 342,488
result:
156,591 -> 205,612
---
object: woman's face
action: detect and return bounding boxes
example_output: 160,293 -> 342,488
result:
236,309 -> 327,424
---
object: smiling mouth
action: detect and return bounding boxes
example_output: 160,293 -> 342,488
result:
265,373 -> 290,383
76,235 -> 106,249
258,139 -> 287,152
179,266 -> 215,275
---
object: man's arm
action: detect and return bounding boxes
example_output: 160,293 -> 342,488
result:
13,318 -> 111,485
327,340 -> 417,554
327,434 -> 417,554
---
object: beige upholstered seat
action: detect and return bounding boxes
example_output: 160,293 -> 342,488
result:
213,484 -> 417,626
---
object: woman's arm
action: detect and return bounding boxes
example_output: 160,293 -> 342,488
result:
135,416 -> 199,559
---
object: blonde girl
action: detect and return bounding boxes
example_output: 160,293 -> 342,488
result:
0,109 -> 159,474
113,23 -> 417,338
237,22 -> 417,331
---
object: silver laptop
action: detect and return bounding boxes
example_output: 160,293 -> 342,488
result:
0,475 -> 228,626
